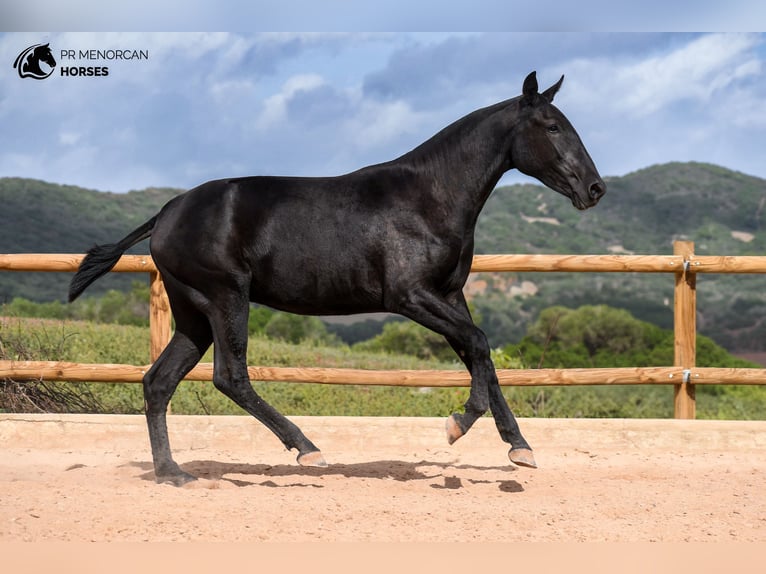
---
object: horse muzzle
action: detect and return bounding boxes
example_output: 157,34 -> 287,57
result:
572,179 -> 606,210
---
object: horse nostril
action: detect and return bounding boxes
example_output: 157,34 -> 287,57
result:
589,181 -> 606,200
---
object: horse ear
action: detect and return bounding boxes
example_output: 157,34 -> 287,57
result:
541,75 -> 564,103
522,71 -> 538,105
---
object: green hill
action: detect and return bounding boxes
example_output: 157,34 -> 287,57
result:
0,178 -> 180,300
477,162 -> 766,255
2,162 -> 766,352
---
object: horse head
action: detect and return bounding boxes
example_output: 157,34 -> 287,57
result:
510,71 -> 605,210
33,44 -> 57,69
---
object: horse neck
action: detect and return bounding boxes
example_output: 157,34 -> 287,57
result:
403,99 -> 517,225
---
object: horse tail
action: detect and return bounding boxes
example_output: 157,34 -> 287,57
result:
68,216 -> 158,302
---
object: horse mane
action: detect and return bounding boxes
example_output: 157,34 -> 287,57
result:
402,97 -> 518,161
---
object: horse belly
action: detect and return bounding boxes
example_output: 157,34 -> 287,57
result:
248,251 -> 384,316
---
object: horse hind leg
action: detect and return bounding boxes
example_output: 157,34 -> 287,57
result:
205,288 -> 326,467
212,356 -> 327,467
140,272 -> 216,485
143,326 -> 212,485
213,363 -> 327,468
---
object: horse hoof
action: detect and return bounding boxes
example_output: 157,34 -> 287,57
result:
297,450 -> 327,467
445,414 -> 464,445
509,448 -> 537,469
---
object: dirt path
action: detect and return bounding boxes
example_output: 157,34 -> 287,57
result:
1,414 -> 765,542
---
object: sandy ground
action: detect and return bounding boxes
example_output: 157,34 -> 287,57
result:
1,414 -> 765,542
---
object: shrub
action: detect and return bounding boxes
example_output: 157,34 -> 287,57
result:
353,320 -> 454,361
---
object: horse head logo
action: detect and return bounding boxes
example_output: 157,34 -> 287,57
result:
13,43 -> 57,80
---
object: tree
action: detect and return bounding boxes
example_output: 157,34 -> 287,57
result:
248,305 -> 275,335
510,304 -> 670,368
263,312 -> 337,345
527,305 -> 651,356
353,320 -> 454,361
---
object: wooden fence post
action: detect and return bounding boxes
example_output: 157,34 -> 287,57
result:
673,241 -> 696,418
149,271 -> 172,363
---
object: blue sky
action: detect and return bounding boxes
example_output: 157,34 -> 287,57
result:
1,32 -> 765,192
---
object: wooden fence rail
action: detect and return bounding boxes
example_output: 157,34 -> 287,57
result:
3,240 -> 766,419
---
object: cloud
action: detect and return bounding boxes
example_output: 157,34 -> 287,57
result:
58,131 -> 82,146
0,33 -> 365,189
257,74 -> 327,129
558,34 -> 762,115
361,34 -> 684,109
351,99 -> 422,151
612,33 -> 762,116
1,32 -> 766,193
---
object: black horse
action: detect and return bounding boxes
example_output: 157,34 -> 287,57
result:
69,71 -> 605,486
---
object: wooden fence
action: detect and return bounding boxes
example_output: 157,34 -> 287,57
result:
2,240 -> 766,419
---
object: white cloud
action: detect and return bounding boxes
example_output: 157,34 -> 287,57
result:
353,99 -> 422,149
567,33 -> 762,118
256,73 -> 327,130
209,78 -> 258,104
539,32 -> 766,180
58,131 -> 81,146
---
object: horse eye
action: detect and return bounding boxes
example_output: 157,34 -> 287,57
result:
547,125 -> 560,134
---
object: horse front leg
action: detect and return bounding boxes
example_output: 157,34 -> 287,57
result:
446,336 -> 536,468
400,290 -> 535,468
487,383 -> 536,467
443,327 -> 493,441
395,292 -> 496,432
